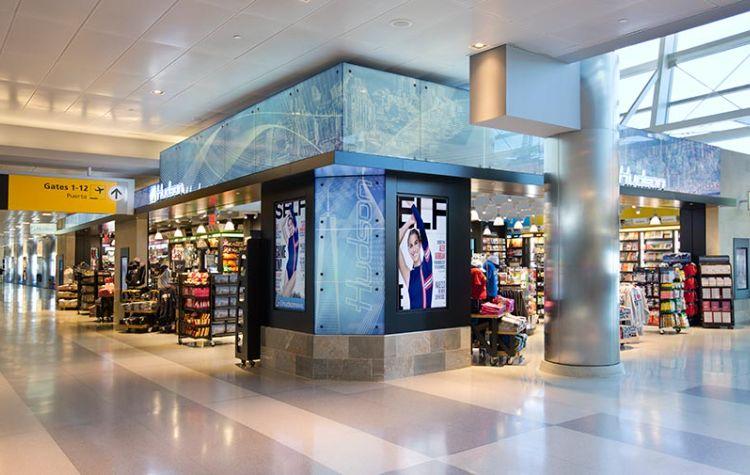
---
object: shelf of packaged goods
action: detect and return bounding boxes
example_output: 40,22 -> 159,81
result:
183,307 -> 211,313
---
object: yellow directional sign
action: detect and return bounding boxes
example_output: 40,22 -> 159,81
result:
6,175 -> 128,214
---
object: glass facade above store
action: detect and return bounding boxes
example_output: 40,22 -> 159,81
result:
150,63 -> 724,210
159,63 -> 544,196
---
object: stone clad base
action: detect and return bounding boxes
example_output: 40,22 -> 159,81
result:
261,326 -> 472,381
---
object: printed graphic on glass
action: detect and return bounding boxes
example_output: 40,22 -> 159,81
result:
315,175 -> 385,334
398,195 -> 447,311
275,198 -> 306,311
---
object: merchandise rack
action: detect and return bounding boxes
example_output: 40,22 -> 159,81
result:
699,255 -> 734,329
177,273 -> 243,346
619,231 -> 641,281
121,289 -> 159,332
76,270 -> 97,315
658,266 -> 689,334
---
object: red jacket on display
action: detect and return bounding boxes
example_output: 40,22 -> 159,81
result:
471,267 -> 487,300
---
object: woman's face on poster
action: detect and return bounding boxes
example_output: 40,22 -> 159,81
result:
408,232 -> 421,266
285,213 -> 296,236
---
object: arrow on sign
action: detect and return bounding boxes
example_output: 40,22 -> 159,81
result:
108,185 -> 126,202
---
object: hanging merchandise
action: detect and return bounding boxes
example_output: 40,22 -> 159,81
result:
619,283 -> 648,336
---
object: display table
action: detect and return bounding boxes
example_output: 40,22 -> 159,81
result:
471,313 -> 526,366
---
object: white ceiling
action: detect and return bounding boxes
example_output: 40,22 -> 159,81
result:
0,0 -> 746,147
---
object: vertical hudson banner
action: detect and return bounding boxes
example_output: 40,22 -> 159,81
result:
397,195 -> 448,311
315,175 -> 385,334
274,198 -> 306,311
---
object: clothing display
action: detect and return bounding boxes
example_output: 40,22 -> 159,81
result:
619,284 -> 648,334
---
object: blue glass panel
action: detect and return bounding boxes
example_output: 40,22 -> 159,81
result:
160,65 -> 343,191
343,64 -> 420,159
222,108 -> 257,181
485,130 -> 544,174
419,81 -> 485,167
619,127 -> 720,195
315,174 -> 385,335
256,65 -> 343,173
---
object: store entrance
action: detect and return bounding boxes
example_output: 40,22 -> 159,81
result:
469,181 -> 713,367
119,201 -> 261,344
469,180 -> 545,366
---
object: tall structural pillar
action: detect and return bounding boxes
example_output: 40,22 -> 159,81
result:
542,53 -> 623,376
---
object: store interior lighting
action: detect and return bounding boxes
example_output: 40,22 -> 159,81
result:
530,224 -> 539,233
223,219 -> 235,231
470,207 -> 480,222
513,220 -> 523,230
196,224 -> 207,234
174,228 -> 184,238
649,215 -> 662,225
483,226 -> 491,235
154,230 -> 163,241
493,216 -> 505,226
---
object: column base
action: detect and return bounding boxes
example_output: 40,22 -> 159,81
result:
540,359 -> 624,378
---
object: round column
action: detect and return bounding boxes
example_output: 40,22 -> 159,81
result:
541,53 -> 623,377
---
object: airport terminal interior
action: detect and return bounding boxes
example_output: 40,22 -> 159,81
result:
1,1 -> 750,474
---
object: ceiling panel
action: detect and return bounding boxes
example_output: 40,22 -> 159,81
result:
17,0 -> 97,25
85,0 -> 175,38
24,87 -> 80,112
150,50 -> 229,92
0,80 -> 35,110
141,0 -> 234,48
246,0 -> 332,24
193,12 -> 287,59
110,40 -> 184,77
0,0 -> 742,153
87,70 -> 148,98
0,52 -> 50,84
41,62 -> 103,91
67,93 -> 121,118
3,14 -> 76,63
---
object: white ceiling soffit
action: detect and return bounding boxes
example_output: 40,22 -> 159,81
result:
0,0 -> 746,146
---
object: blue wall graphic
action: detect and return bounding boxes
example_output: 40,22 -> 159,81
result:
315,173 -> 385,335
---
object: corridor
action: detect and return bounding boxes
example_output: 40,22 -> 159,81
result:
0,283 -> 749,474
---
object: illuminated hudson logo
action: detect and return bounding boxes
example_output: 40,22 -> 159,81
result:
619,166 -> 667,190
148,181 -> 200,204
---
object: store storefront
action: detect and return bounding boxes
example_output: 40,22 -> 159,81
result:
102,61 -> 739,381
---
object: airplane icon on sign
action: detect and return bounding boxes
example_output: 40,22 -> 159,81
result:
95,186 -> 104,194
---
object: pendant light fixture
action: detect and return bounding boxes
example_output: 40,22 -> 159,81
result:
154,230 -> 163,241
649,215 -> 662,226
196,224 -> 207,234
530,224 -> 539,233
470,207 -> 480,222
493,216 -> 505,226
513,220 -> 523,231
174,228 -> 184,238
223,218 -> 235,231
483,225 -> 491,236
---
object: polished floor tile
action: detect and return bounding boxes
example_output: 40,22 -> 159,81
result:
2,283 -> 750,474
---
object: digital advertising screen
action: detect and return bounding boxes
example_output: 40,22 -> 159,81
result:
274,198 -> 306,311
397,195 -> 448,311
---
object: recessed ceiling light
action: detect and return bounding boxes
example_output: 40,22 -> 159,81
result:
232,34 -> 242,39
151,89 -> 165,95
618,18 -> 628,24
470,42 -> 487,50
389,18 -> 413,28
